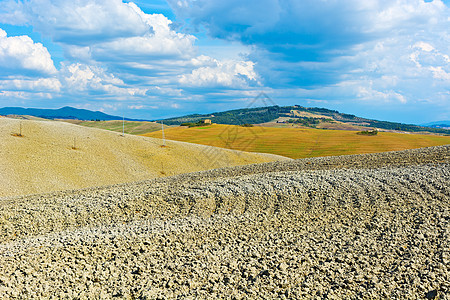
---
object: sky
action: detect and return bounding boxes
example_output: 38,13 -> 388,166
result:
0,0 -> 449,124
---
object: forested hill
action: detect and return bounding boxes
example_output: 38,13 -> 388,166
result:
160,105 -> 450,134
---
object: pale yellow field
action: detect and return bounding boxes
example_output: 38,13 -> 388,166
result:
0,118 -> 287,198
143,124 -> 450,159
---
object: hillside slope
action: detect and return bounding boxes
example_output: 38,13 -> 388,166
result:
0,118 -> 287,198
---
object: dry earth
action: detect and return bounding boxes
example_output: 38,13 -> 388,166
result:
0,117 -> 286,198
0,145 -> 448,299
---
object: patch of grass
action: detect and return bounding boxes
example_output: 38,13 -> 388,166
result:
142,124 -> 450,159
180,121 -> 212,128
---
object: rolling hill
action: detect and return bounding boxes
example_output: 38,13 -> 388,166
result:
143,124 -> 450,159
0,117 -> 287,198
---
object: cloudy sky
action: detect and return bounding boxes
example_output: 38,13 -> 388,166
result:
0,0 -> 449,123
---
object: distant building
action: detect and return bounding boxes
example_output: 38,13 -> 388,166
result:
203,119 -> 212,124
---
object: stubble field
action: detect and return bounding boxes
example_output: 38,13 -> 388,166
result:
143,124 -> 450,159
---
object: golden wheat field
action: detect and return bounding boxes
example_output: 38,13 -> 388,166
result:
143,124 -> 450,159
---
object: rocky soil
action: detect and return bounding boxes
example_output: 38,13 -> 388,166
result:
0,145 -> 449,299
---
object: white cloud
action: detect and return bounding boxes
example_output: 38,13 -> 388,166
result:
0,28 -> 57,76
179,58 -> 259,88
0,90 -> 54,99
370,0 -> 446,32
0,78 -> 61,92
414,41 -> 435,52
89,11 -> 196,62
357,85 -> 407,104
3,1 -> 197,65
408,40 -> 450,82
429,66 -> 450,81
0,0 -> 27,24
6,0 -> 150,45
128,105 -> 144,110
60,63 -> 147,97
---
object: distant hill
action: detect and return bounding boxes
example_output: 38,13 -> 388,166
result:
0,106 -> 134,121
160,105 -> 450,135
421,121 -> 450,129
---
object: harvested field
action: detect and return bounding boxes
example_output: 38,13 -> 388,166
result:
143,124 -> 450,159
62,119 -> 167,135
0,145 -> 449,299
0,118 -> 286,198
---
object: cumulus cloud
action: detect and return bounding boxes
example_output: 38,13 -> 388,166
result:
0,0 -> 27,24
60,63 -> 147,97
0,90 -> 54,100
179,58 -> 259,88
0,78 -> 61,92
357,85 -> 407,104
4,0 -> 150,45
429,66 -> 450,80
88,8 -> 197,63
0,28 -> 57,76
2,1 -> 197,64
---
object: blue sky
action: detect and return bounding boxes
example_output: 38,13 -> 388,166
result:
0,0 -> 448,124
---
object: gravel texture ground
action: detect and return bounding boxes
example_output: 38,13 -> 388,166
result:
0,145 -> 449,299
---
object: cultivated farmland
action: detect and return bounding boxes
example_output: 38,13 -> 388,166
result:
143,124 -> 450,159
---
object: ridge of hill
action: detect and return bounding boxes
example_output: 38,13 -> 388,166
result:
0,106 -> 139,121
160,105 -> 450,134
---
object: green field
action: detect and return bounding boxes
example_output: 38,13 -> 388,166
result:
143,124 -> 450,159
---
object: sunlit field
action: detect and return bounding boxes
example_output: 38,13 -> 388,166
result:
143,124 -> 450,159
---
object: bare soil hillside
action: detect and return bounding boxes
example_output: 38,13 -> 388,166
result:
0,118 -> 287,198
